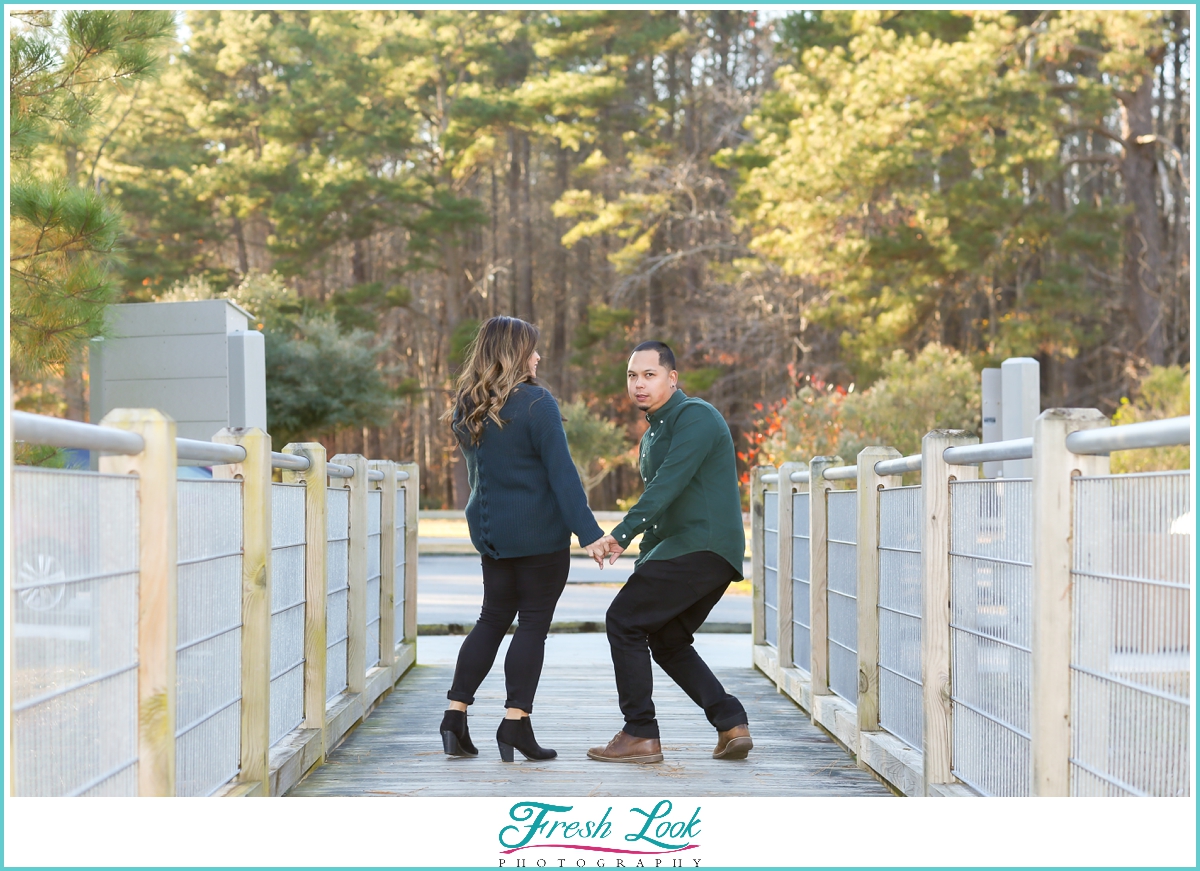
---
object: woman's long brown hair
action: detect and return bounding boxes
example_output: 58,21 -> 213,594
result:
445,316 -> 540,445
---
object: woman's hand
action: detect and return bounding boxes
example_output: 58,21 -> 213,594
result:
583,537 -> 610,568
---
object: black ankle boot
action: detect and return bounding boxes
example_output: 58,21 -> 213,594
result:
497,717 -> 557,762
440,710 -> 478,757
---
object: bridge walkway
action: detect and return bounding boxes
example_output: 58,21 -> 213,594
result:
288,639 -> 892,797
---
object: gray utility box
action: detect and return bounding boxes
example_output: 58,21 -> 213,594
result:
89,299 -> 267,441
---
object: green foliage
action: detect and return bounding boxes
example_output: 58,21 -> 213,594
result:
560,399 -> 634,500
8,11 -> 173,377
1111,366 -> 1191,473
9,177 -> 123,377
13,444 -> 68,468
10,11 -> 175,160
449,319 -> 483,370
751,343 -> 980,466
264,315 -> 394,447
839,344 -> 980,459
733,11 -> 1159,384
678,366 -> 722,397
571,304 -> 637,399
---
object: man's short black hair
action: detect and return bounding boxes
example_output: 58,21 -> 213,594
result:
631,340 -> 676,371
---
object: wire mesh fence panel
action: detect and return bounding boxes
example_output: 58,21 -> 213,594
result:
762,490 -> 778,647
366,489 -> 382,672
176,479 -> 243,797
791,492 -> 811,672
269,483 -> 306,747
878,485 -> 923,750
1071,471 -> 1191,797
394,488 -> 406,648
949,478 -> 1032,797
827,490 -> 858,705
11,468 -> 140,797
326,488 -> 350,702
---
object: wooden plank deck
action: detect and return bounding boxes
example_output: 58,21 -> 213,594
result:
288,652 -> 893,797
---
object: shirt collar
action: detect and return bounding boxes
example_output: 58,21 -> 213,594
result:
646,388 -> 687,425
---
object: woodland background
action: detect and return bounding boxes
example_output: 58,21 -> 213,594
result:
10,9 -> 1192,506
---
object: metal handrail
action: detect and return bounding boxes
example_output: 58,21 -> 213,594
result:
759,470 -> 810,485
943,437 -> 1033,466
823,465 -> 858,481
12,411 -> 144,455
13,411 -> 407,481
875,454 -> 921,476
176,438 -> 247,464
1066,416 -> 1191,455
272,452 -> 310,472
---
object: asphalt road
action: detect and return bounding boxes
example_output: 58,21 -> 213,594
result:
417,555 -> 753,627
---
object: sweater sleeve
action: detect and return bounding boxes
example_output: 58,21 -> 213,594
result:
610,405 -> 714,548
529,389 -> 605,547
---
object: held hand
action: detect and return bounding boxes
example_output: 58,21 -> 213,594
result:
600,534 -> 625,566
583,537 -> 610,568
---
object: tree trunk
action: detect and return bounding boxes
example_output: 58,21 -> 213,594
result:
1119,73 -> 1166,365
648,225 -> 666,331
63,344 -> 87,422
551,146 -> 570,391
518,133 -> 535,322
507,129 -> 521,315
490,165 -> 500,318
231,212 -> 250,277
352,238 -> 368,285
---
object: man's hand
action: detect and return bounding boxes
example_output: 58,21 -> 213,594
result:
583,537 -> 610,568
600,534 -> 625,565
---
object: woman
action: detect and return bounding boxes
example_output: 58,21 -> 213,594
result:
439,316 -> 609,761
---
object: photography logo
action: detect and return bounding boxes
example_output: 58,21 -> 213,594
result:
498,800 -> 703,867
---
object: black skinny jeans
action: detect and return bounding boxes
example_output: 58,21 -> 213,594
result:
605,550 -> 748,739
447,547 -> 570,713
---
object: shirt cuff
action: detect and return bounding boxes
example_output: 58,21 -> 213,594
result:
611,521 -> 638,548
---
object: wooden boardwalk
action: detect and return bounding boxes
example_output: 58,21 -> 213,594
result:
288,651 -> 893,797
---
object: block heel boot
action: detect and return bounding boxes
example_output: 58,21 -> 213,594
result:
440,709 -> 478,757
496,717 -> 557,762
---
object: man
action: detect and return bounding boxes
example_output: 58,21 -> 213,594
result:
588,341 -> 752,764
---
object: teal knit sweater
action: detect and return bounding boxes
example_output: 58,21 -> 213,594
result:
456,383 -> 604,559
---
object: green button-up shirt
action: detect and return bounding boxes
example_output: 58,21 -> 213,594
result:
610,389 -> 745,577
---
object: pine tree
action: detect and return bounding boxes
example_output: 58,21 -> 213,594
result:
9,11 -> 174,377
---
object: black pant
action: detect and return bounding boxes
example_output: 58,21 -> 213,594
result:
447,548 -> 570,713
605,550 -> 747,739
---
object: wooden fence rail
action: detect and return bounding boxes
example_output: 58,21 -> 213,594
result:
751,408 -> 1192,797
10,409 -> 419,797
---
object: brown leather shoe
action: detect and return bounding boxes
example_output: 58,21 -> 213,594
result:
713,724 -> 753,759
587,731 -> 663,764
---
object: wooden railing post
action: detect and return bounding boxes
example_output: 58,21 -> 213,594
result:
99,408 -> 178,797
920,430 -> 977,795
213,427 -> 272,797
282,442 -> 328,761
749,466 -> 771,647
1031,409 -> 1109,796
369,460 -> 398,670
397,463 -> 420,651
808,456 -> 841,697
856,446 -> 902,737
331,453 -> 368,695
776,462 -> 804,668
